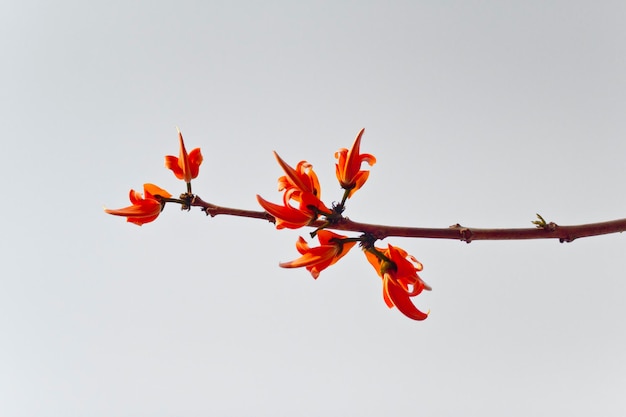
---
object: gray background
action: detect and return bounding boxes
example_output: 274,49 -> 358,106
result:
2,1 -> 625,415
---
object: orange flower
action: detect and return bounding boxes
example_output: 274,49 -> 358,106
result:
364,244 -> 431,320
335,128 -> 376,198
257,152 -> 330,229
257,191 -> 328,229
165,128 -> 203,183
104,184 -> 172,226
274,152 -> 322,203
280,230 -> 356,278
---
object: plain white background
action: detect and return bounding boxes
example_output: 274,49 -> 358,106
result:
2,1 -> 625,415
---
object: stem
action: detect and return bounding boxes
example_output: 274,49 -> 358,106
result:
159,197 -> 189,205
189,196 -> 626,243
339,188 -> 351,210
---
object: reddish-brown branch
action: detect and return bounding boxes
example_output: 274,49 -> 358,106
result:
191,196 -> 626,243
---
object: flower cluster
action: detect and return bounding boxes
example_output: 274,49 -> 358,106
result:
256,153 -> 331,229
105,127 -> 431,320
257,129 -> 431,320
104,129 -> 203,225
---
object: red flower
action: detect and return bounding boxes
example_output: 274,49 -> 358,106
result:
364,244 -> 431,320
165,128 -> 203,183
335,128 -> 376,198
257,152 -> 330,229
257,193 -> 321,230
279,230 -> 356,278
274,152 -> 322,203
104,184 -> 171,226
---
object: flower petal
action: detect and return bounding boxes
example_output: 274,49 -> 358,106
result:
274,152 -> 313,195
279,245 -> 337,269
164,155 -> 184,180
143,183 -> 172,199
188,148 -> 203,179
177,128 -> 192,182
104,201 -> 160,217
256,195 -> 314,229
364,248 -> 384,278
384,276 -> 429,321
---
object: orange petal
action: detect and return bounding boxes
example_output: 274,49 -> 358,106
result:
279,246 -> 337,269
294,236 -> 311,255
384,276 -> 429,321
344,128 -> 366,179
297,190 -> 331,215
104,202 -> 160,217
164,155 -> 184,180
127,213 -> 160,226
188,147 -> 203,179
256,195 -> 313,229
364,248 -> 384,278
273,152 -> 311,194
143,183 -> 172,199
177,128 -> 192,183
315,230 -> 344,245
345,171 -> 370,198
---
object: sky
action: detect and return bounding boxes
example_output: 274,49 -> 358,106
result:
2,1 -> 626,416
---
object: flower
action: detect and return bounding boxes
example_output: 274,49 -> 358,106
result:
257,194 -> 320,229
257,189 -> 329,229
257,152 -> 330,229
280,230 -> 356,278
335,128 -> 376,198
104,184 -> 172,226
274,152 -> 322,203
165,128 -> 203,183
364,244 -> 431,320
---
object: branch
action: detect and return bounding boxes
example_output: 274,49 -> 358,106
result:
191,196 -> 626,243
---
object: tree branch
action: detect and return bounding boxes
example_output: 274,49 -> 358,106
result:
191,196 -> 626,243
